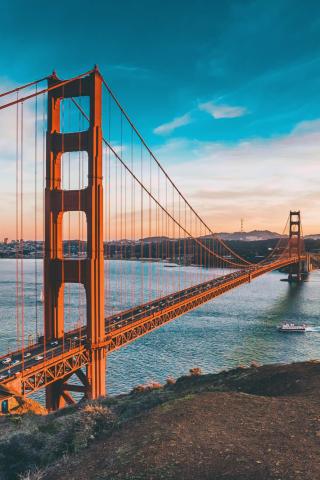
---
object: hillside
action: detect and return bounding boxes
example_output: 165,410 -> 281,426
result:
216,229 -> 282,241
1,361 -> 320,480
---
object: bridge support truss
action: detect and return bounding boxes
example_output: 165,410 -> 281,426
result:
44,69 -> 106,410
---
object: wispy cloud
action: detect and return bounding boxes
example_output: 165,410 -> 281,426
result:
108,64 -> 150,78
292,118 -> 320,134
153,113 -> 192,135
154,118 -> 320,233
199,101 -> 247,119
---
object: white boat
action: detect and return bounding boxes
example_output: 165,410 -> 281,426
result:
277,322 -> 306,333
39,289 -> 44,303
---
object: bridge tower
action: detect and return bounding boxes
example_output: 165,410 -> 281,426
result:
288,210 -> 302,282
44,69 -> 106,410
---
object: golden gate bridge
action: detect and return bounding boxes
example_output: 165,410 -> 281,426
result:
0,67 -> 312,412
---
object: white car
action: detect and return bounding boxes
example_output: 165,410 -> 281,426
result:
24,352 -> 31,358
34,355 -> 44,361
11,359 -> 20,366
50,340 -> 58,346
2,357 -> 12,365
0,374 -> 7,380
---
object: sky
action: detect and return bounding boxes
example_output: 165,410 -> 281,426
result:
0,0 -> 320,235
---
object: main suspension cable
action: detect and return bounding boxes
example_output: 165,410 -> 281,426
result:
100,74 -> 252,266
0,69 -> 95,111
0,75 -> 49,99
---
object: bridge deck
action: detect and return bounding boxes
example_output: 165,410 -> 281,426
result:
0,256 -> 303,396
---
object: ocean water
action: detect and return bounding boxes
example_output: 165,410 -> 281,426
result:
1,259 -> 320,396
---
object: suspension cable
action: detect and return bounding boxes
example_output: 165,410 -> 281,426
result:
0,75 -> 49,99
100,75 -> 253,266
0,69 -> 95,111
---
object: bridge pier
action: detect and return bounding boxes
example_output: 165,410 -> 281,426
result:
46,380 -> 66,411
288,262 -> 303,283
304,253 -> 313,273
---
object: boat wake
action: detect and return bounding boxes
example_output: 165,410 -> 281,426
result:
305,326 -> 320,332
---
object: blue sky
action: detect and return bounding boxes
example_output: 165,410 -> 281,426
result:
1,0 -> 320,233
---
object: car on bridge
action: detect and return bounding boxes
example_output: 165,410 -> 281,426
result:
2,357 -> 11,365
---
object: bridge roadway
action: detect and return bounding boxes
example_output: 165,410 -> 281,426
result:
0,255 -> 303,397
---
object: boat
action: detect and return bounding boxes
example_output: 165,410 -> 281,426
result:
39,289 -> 44,303
277,322 -> 306,333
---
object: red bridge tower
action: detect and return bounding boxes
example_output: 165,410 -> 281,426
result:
288,210 -> 302,282
44,69 -> 105,411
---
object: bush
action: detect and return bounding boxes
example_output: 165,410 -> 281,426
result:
250,361 -> 261,368
166,376 -> 176,385
131,381 -> 162,394
0,402 -> 116,479
18,467 -> 46,480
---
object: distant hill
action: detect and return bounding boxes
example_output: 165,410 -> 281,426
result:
305,234 -> 320,240
215,230 -> 283,241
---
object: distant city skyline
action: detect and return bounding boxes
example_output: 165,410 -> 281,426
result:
1,0 -> 320,236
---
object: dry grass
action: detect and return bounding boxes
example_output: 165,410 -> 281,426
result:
82,403 -> 112,416
0,400 -> 116,479
18,468 -> 46,480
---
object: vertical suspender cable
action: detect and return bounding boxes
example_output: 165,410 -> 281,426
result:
148,153 -> 152,301
140,142 -> 144,303
120,112 -> 123,310
78,83 -> 82,344
34,86 -> 38,339
15,94 -> 20,349
42,93 -> 46,354
130,127 -> 134,312
21,102 -> 25,364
